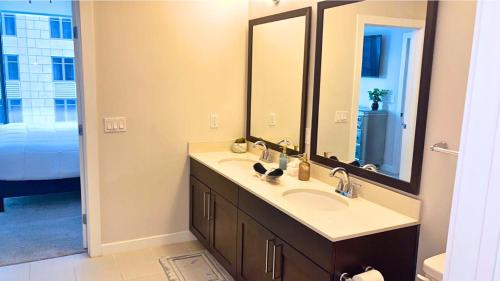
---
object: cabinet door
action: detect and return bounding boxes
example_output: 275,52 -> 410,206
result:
273,238 -> 331,281
237,211 -> 274,281
190,176 -> 210,246
210,191 -> 238,276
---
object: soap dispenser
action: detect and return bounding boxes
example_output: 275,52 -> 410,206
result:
298,153 -> 310,181
279,143 -> 288,170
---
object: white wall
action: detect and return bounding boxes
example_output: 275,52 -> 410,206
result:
249,0 -> 476,276
88,1 -> 247,244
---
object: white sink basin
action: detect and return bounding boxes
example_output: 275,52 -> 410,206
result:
282,189 -> 349,212
217,158 -> 258,170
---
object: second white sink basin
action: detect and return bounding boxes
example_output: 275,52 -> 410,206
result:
217,158 -> 258,170
282,189 -> 349,212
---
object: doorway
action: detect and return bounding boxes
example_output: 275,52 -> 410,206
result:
0,1 -> 86,266
349,15 -> 425,181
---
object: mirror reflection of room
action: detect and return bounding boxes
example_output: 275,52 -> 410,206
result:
356,24 -> 421,180
249,11 -> 309,151
316,1 -> 427,181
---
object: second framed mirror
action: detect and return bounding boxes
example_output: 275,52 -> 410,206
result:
311,0 -> 438,194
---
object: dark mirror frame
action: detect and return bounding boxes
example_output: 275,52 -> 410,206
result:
310,1 -> 439,195
246,7 -> 312,154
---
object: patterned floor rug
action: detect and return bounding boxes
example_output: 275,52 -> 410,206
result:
159,250 -> 234,281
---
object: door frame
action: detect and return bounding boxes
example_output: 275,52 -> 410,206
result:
72,1 -> 102,257
444,1 -> 500,280
392,31 -> 414,179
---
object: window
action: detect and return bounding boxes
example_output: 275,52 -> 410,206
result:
52,57 -> 75,81
50,17 -> 60,38
4,55 -> 19,81
55,98 -> 77,122
62,18 -> 72,39
8,99 -> 22,123
50,17 -> 72,39
3,14 -> 16,36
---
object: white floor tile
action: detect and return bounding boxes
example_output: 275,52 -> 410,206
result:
0,263 -> 30,281
74,255 -> 122,281
150,243 -> 191,259
113,249 -> 163,280
128,273 -> 168,281
0,240 -> 207,281
29,255 -> 76,281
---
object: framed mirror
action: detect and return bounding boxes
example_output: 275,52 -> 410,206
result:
247,8 -> 311,153
311,1 -> 438,194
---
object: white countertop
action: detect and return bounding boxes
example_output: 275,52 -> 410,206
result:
189,151 -> 419,242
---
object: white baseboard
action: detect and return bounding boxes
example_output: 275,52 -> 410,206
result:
101,231 -> 196,255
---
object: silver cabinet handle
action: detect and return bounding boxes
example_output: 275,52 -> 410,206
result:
272,244 -> 282,280
265,239 -> 274,273
206,193 -> 211,221
203,192 -> 208,218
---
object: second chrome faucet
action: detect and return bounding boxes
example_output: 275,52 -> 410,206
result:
329,167 -> 357,198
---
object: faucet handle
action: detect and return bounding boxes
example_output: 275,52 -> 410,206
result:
277,138 -> 292,147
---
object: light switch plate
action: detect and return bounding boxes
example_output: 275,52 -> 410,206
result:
104,117 -> 127,133
335,111 -> 349,123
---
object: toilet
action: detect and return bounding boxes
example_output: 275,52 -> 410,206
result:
418,253 -> 446,281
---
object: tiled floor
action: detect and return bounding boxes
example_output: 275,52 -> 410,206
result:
0,240 -> 205,281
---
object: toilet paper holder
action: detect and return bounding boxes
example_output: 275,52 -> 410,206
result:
340,266 -> 375,281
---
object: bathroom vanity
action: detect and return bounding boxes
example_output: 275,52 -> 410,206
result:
189,151 -> 420,281
188,0 -> 439,279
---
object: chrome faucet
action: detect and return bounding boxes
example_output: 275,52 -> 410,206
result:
253,141 -> 273,163
329,167 -> 356,198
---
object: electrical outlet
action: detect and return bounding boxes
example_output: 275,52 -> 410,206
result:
269,113 -> 277,126
210,113 -> 219,129
104,117 -> 127,133
335,111 -> 349,123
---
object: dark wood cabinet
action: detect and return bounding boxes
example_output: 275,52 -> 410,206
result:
190,176 -> 210,246
190,172 -> 238,276
237,210 -> 275,281
278,238 -> 330,281
190,158 -> 420,281
210,191 -> 238,276
237,210 -> 329,281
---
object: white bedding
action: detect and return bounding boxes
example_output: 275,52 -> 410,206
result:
0,123 -> 80,181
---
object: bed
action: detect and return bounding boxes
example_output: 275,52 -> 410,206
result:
0,123 -> 81,212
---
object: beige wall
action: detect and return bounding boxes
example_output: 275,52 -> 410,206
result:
416,0 -> 476,273
250,16 -> 306,146
92,1 -> 247,243
250,0 -> 476,276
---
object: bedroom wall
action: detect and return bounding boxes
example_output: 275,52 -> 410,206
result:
249,0 -> 476,276
90,1 -> 248,244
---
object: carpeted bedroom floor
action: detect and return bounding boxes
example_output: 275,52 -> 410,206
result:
0,191 -> 85,267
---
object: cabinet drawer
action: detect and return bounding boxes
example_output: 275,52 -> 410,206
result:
191,159 -> 238,205
238,188 -> 334,273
